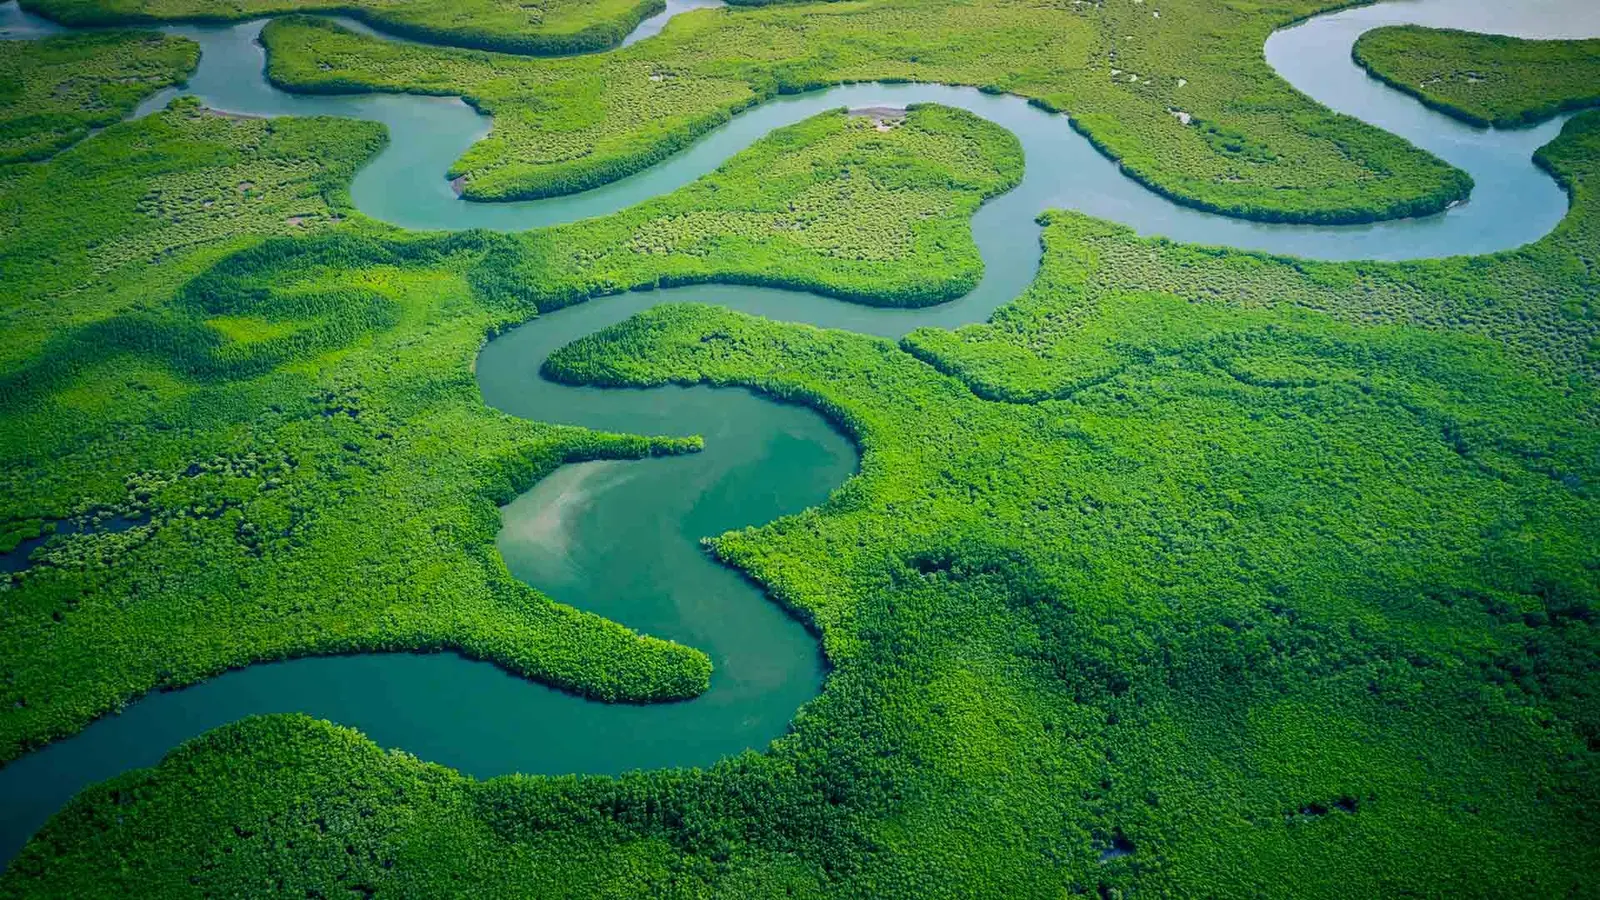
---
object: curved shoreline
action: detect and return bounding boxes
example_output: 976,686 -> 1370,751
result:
2,0 -> 1599,867
3,1 -> 1592,258
1350,27 -> 1600,130
14,0 -> 675,55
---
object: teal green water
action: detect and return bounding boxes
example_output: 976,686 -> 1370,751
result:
2,0 -> 1598,863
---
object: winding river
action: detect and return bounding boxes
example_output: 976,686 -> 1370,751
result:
2,0 -> 1598,864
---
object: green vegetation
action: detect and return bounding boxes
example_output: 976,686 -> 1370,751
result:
0,31 -> 195,165
513,104 -> 1023,308
0,95 -> 377,373
905,110 -> 1600,397
9,125 -> 1599,889
1355,26 -> 1600,128
259,0 -> 1472,223
2,8 -> 1598,899
0,102 -> 1019,761
20,0 -> 666,55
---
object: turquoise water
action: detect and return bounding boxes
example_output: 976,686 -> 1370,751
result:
2,0 -> 1598,864
621,0 -> 725,47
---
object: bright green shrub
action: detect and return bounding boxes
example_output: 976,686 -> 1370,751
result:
1355,26 -> 1600,127
0,31 -> 196,163
511,103 -> 1023,310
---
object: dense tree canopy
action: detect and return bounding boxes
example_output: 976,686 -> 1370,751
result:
1355,26 -> 1600,128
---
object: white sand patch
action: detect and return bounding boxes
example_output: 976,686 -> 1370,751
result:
500,461 -> 639,579
848,106 -> 906,131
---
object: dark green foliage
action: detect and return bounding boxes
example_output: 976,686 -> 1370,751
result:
0,31 -> 196,163
257,0 -> 1472,223
0,95 -> 385,376
9,231 -> 515,397
1355,26 -> 1600,128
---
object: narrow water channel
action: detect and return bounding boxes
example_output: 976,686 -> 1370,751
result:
1,0 -> 1597,865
